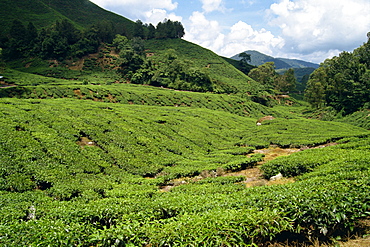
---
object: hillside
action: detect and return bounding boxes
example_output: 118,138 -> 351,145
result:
0,96 -> 369,246
231,50 -> 319,69
0,0 -> 135,35
1,1 -> 370,246
144,39 -> 263,94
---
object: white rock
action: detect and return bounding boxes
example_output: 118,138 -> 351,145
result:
270,172 -> 283,181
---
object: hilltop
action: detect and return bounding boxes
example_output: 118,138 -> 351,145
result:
0,0 -> 135,36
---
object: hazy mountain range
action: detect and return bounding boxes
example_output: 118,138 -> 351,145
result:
231,50 -> 319,70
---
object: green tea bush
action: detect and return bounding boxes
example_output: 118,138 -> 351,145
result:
0,98 -> 369,246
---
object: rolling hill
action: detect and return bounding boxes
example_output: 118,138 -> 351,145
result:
1,1 -> 370,246
0,0 -> 135,35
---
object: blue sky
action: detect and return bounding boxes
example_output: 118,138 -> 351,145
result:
90,0 -> 370,64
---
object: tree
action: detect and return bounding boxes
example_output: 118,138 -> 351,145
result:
113,34 -> 145,80
238,52 -> 251,64
133,20 -> 145,39
131,37 -> 145,55
26,22 -> 38,43
173,21 -> 185,38
0,48 -> 5,74
4,20 -> 28,59
304,67 -> 327,109
55,19 -> 80,45
248,62 -> 276,89
155,19 -> 185,39
146,23 -> 156,39
112,34 -> 130,52
9,20 -> 26,41
156,21 -> 167,39
92,20 -> 115,43
275,68 -> 296,92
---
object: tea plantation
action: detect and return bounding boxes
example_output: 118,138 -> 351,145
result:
0,90 -> 369,246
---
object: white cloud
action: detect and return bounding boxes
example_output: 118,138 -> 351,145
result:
144,9 -> 183,25
184,13 -> 285,58
200,0 -> 225,13
90,0 -> 179,23
91,0 -> 178,10
185,12 -> 225,52
221,21 -> 285,57
268,0 -> 370,59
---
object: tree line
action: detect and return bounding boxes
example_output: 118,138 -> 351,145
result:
0,18 -> 185,61
304,33 -> 370,115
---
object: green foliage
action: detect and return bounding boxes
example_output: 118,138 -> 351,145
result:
1,2 -> 370,245
275,68 -> 297,92
145,38 -> 266,95
337,109 -> 370,129
305,37 -> 370,114
248,62 -> 276,92
132,49 -> 213,92
155,19 -> 185,39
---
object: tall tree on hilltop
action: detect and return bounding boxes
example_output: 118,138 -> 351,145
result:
134,20 -> 145,39
146,23 -> 156,39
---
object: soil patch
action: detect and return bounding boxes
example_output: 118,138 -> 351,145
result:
159,143 -> 338,191
76,136 -> 95,147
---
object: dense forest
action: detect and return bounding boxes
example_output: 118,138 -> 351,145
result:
0,1 -> 370,246
305,34 -> 370,115
1,18 -> 184,61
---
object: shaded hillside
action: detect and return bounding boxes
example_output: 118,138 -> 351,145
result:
231,50 -> 319,69
145,39 -> 264,94
221,56 -> 256,74
278,57 -> 319,69
0,0 -> 265,96
0,0 -> 135,35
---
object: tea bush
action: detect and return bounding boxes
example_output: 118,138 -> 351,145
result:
0,98 -> 369,246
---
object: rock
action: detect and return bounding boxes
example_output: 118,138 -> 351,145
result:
256,116 -> 275,125
270,172 -> 283,181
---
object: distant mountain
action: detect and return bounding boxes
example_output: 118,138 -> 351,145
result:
231,50 -> 319,70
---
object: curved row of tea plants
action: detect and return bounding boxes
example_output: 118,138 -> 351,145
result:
1,138 -> 369,246
0,98 -> 369,246
0,83 -> 291,118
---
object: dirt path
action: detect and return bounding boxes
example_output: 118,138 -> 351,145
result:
225,146 -> 300,187
160,143 -> 338,191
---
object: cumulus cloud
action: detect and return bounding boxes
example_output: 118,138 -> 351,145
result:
184,13 -> 285,58
91,0 -> 178,10
90,0 -> 180,24
200,0 -> 226,13
185,12 -> 225,52
144,9 -> 183,25
268,0 -> 370,60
